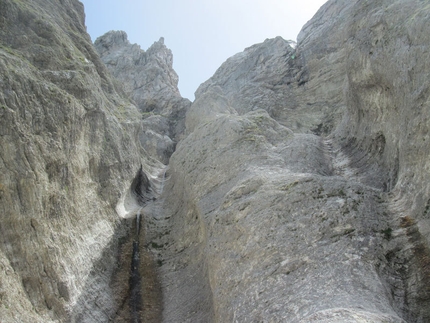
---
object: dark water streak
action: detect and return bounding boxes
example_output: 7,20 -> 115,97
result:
130,211 -> 143,323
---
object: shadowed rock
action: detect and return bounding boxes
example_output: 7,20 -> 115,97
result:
131,166 -> 154,206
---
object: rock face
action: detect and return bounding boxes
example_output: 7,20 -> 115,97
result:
94,31 -> 182,114
0,0 -> 165,322
143,0 -> 430,322
94,31 -> 191,164
1,0 -> 430,322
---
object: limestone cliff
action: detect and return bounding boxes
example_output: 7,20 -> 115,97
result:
143,0 -> 430,322
94,31 -> 191,164
0,0 -> 165,322
1,0 -> 430,322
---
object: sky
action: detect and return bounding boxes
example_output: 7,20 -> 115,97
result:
80,0 -> 328,100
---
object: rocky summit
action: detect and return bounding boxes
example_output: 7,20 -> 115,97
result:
1,0 -> 430,322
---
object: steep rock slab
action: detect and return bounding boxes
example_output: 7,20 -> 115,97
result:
146,0 -> 430,322
340,1 -> 430,320
0,0 -> 162,321
161,104 -> 403,322
300,1 -> 430,320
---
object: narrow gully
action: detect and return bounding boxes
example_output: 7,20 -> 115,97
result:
126,167 -> 167,322
130,209 -> 143,323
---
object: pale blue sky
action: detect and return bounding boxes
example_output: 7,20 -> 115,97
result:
81,0 -> 327,100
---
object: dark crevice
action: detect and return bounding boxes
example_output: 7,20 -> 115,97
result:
380,216 -> 430,322
130,213 -> 143,323
126,168 -> 163,323
70,167 -> 164,322
400,216 -> 430,322
130,165 -> 155,205
338,133 -> 399,192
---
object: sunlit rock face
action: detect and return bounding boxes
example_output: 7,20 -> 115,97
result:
147,0 -> 430,322
95,31 -> 192,164
1,0 -> 430,322
94,31 -> 182,114
0,0 -> 163,321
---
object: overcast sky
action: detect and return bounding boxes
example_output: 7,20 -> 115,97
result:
81,0 -> 327,100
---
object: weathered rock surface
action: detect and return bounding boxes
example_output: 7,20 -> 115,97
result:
94,31 -> 191,164
139,0 -> 430,322
0,0 -> 165,322
1,0 -> 430,322
94,31 -> 183,114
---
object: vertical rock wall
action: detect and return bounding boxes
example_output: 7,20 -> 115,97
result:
135,0 -> 430,322
0,0 -> 162,321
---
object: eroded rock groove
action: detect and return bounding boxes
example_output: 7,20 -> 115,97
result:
130,210 -> 143,323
